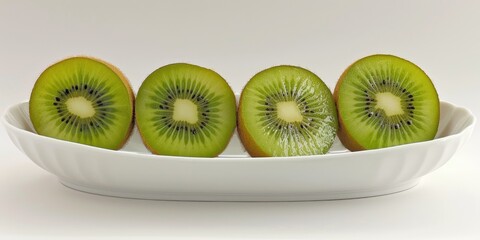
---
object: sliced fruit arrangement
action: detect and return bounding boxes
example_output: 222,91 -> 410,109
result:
238,66 -> 338,157
29,57 -> 135,150
334,54 -> 439,151
28,54 -> 440,156
135,63 -> 237,157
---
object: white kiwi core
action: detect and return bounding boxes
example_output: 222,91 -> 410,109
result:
172,99 -> 198,124
276,101 -> 303,122
66,96 -> 96,118
375,92 -> 404,116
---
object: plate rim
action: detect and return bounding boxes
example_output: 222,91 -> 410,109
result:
3,100 -> 476,162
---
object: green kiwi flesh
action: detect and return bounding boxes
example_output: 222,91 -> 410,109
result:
334,54 -> 440,150
238,65 -> 338,157
29,57 -> 134,150
135,63 -> 237,157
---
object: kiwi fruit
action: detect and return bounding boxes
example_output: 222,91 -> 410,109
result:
29,57 -> 135,150
238,65 -> 338,157
135,63 -> 236,157
334,54 -> 439,151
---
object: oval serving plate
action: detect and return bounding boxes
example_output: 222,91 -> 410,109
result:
2,101 -> 475,201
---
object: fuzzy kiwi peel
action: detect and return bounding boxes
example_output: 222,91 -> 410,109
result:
238,65 -> 338,157
29,56 -> 135,150
334,54 -> 440,151
135,63 -> 237,157
237,104 -> 269,157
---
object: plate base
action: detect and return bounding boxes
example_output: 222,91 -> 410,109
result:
59,179 -> 420,202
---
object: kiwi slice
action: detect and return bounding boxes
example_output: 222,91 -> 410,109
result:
135,63 -> 236,157
238,65 -> 338,157
29,57 -> 135,150
334,54 -> 439,151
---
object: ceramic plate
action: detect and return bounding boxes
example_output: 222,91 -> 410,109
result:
3,101 -> 475,201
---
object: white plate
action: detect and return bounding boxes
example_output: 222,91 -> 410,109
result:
3,101 -> 475,201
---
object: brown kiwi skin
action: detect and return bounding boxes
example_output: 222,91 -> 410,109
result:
138,131 -> 159,155
95,57 -> 136,150
237,93 -> 269,157
30,56 -> 135,150
333,60 -> 365,152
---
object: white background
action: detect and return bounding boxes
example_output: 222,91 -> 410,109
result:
1,0 -> 479,239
